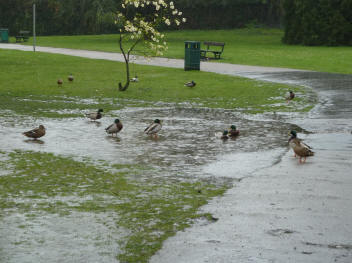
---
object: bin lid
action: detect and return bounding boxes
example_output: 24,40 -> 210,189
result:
184,41 -> 200,44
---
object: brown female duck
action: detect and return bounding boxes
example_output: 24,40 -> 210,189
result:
23,125 -> 46,139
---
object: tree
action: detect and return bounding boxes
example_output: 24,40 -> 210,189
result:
115,0 -> 186,91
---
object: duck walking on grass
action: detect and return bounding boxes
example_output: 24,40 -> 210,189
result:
86,109 -> 103,121
68,74 -> 74,82
288,130 -> 314,163
229,125 -> 240,138
184,80 -> 196,88
23,125 -> 46,139
105,119 -> 123,136
130,75 -> 138,82
144,119 -> 162,139
286,90 -> 295,103
57,79 -> 63,87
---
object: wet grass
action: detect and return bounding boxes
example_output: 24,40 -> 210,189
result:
19,28 -> 352,74
0,49 -> 312,118
0,150 -> 228,262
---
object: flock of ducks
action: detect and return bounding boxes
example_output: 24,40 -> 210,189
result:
22,109 -> 163,140
22,84 -> 312,163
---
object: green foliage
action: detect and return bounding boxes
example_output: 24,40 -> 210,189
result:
0,0 -> 284,35
283,0 -> 352,46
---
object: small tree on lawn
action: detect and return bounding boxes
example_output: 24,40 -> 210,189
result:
116,0 -> 186,91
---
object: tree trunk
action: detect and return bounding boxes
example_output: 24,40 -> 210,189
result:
118,32 -> 130,91
118,59 -> 130,91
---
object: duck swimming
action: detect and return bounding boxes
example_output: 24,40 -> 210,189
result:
221,130 -> 229,140
229,125 -> 240,138
23,125 -> 46,139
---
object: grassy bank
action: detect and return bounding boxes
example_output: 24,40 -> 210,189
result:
0,49 -> 312,118
19,28 -> 352,74
0,150 -> 228,262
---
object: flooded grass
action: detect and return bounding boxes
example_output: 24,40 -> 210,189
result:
0,150 -> 228,262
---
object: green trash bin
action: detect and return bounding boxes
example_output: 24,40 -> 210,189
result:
184,41 -> 200,71
0,28 -> 9,43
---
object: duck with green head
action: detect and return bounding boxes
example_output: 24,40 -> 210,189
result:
105,119 -> 123,136
221,130 -> 229,140
288,130 -> 314,163
145,119 -> 162,139
229,125 -> 240,138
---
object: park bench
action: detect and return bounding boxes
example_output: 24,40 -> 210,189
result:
16,30 -> 30,43
200,41 -> 225,60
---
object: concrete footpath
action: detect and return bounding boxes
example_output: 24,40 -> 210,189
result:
0,43 -> 303,76
151,133 -> 352,263
2,44 -> 352,262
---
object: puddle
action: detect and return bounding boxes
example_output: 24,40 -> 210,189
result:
0,107 -> 299,178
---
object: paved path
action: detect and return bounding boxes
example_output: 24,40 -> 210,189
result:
2,43 -> 352,263
0,43 -> 303,77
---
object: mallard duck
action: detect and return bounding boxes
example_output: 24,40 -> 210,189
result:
144,119 -> 162,138
221,130 -> 229,140
68,74 -> 74,82
57,79 -> 63,86
130,75 -> 138,82
229,125 -> 240,138
23,125 -> 46,139
185,80 -> 196,88
288,130 -> 314,163
86,109 -> 103,121
105,119 -> 123,136
286,90 -> 295,102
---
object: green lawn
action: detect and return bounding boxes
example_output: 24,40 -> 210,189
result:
19,28 -> 352,74
0,49 -> 312,118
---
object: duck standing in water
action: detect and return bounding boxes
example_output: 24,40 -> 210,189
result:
144,119 -> 162,139
286,90 -> 295,103
105,119 -> 123,136
23,125 -> 46,139
288,130 -> 314,163
86,109 -> 103,121
229,125 -> 240,138
221,130 -> 229,140
184,80 -> 196,88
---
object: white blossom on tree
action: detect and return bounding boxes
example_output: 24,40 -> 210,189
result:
116,0 -> 186,91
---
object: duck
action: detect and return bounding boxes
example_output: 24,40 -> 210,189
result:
184,80 -> 196,88
105,119 -> 123,136
144,119 -> 162,138
286,90 -> 295,102
57,79 -> 63,86
23,125 -> 46,139
288,130 -> 314,163
229,125 -> 240,138
221,130 -> 229,140
130,75 -> 138,82
68,74 -> 74,82
86,109 -> 103,121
